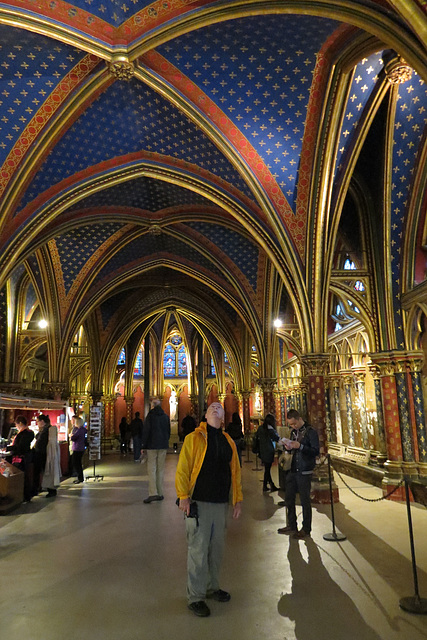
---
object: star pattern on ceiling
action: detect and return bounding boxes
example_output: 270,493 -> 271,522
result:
17,77 -> 255,213
157,15 -> 339,213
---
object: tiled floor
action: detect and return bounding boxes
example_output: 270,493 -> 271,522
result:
1,451 -> 427,640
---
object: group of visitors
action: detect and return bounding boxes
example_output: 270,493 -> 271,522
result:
173,404 -> 318,617
6,413 -> 87,500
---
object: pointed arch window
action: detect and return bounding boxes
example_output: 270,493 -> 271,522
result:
163,333 -> 188,378
118,348 -> 125,365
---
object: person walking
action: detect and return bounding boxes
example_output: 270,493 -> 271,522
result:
175,402 -> 243,617
277,409 -> 320,539
142,399 -> 170,503
70,417 -> 87,484
130,411 -> 143,462
254,413 -> 279,492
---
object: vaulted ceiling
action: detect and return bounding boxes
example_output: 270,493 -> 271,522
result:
0,0 -> 426,386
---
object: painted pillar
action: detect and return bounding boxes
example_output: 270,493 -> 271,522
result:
330,376 -> 342,444
103,394 -> 116,437
409,361 -> 427,477
124,395 -> 134,424
258,377 -> 277,418
353,368 -> 369,450
241,390 -> 251,434
368,364 -> 387,459
301,354 -> 337,503
324,383 -> 334,443
341,373 -> 355,446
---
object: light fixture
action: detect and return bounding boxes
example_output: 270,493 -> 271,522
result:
273,318 -> 282,328
38,319 -> 48,329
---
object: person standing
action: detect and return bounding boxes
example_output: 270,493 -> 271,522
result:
7,416 -> 34,501
277,409 -> 319,539
130,411 -> 143,462
33,414 -> 61,498
180,412 -> 197,441
175,402 -> 243,617
70,417 -> 87,484
119,416 -> 130,454
142,399 -> 170,503
254,413 -> 280,492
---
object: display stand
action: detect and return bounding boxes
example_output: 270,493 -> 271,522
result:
86,404 -> 104,482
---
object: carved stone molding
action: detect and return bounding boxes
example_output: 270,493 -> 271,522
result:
385,57 -> 413,84
108,56 -> 135,81
369,350 -> 424,376
258,378 -> 277,393
300,354 -> 330,377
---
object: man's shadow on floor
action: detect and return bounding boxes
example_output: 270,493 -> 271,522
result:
278,538 -> 384,640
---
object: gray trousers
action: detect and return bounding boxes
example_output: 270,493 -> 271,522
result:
146,449 -> 167,496
185,501 -> 228,603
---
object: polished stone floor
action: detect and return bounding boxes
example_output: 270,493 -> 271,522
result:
1,451 -> 427,640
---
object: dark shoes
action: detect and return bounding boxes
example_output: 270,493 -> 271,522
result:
143,495 -> 163,503
73,479 -> 83,484
270,484 -> 279,492
207,589 -> 231,602
188,601 -> 210,617
293,529 -> 310,539
45,490 -> 57,498
277,526 -> 297,535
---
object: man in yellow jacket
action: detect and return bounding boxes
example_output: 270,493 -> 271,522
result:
176,401 -> 243,617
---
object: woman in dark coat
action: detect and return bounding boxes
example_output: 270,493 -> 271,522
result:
255,413 -> 280,492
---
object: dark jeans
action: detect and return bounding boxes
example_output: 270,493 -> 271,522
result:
72,450 -> 84,482
263,461 -> 274,489
132,435 -> 142,461
285,471 -> 313,533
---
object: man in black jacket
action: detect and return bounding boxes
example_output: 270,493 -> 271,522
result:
142,399 -> 170,503
278,409 -> 319,539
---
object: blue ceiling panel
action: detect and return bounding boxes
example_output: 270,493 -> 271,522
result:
96,232 -> 225,282
0,25 -> 88,168
67,175 -> 213,212
390,72 -> 427,347
54,221 -> 125,294
62,0 -> 152,27
158,14 -> 340,212
100,289 -> 133,328
17,77 -> 255,212
186,221 -> 259,290
334,52 -> 384,178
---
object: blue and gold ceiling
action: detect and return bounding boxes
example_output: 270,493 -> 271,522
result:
0,0 -> 426,354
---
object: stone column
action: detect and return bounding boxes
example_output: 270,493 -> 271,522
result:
330,375 -> 342,443
241,390 -> 251,433
258,378 -> 277,418
103,394 -> 116,437
408,359 -> 427,477
124,395 -> 134,423
353,368 -> 369,450
324,383 -> 334,443
301,354 -> 337,503
368,364 -> 387,458
341,372 -> 355,446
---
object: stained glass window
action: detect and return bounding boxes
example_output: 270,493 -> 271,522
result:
134,348 -> 143,375
344,258 -> 356,270
118,348 -> 125,365
164,344 -> 175,377
211,358 -> 216,375
178,345 -> 187,376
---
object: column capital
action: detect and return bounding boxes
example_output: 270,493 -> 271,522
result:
369,350 -> 424,375
240,389 -> 252,400
300,354 -> 330,377
89,391 -> 103,405
258,377 -> 277,393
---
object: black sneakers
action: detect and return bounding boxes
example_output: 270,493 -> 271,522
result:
207,589 -> 231,602
188,601 -> 210,617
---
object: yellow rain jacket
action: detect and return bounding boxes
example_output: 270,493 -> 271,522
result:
175,422 -> 243,505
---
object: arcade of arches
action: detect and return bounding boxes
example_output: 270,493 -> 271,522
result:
0,0 -> 426,502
